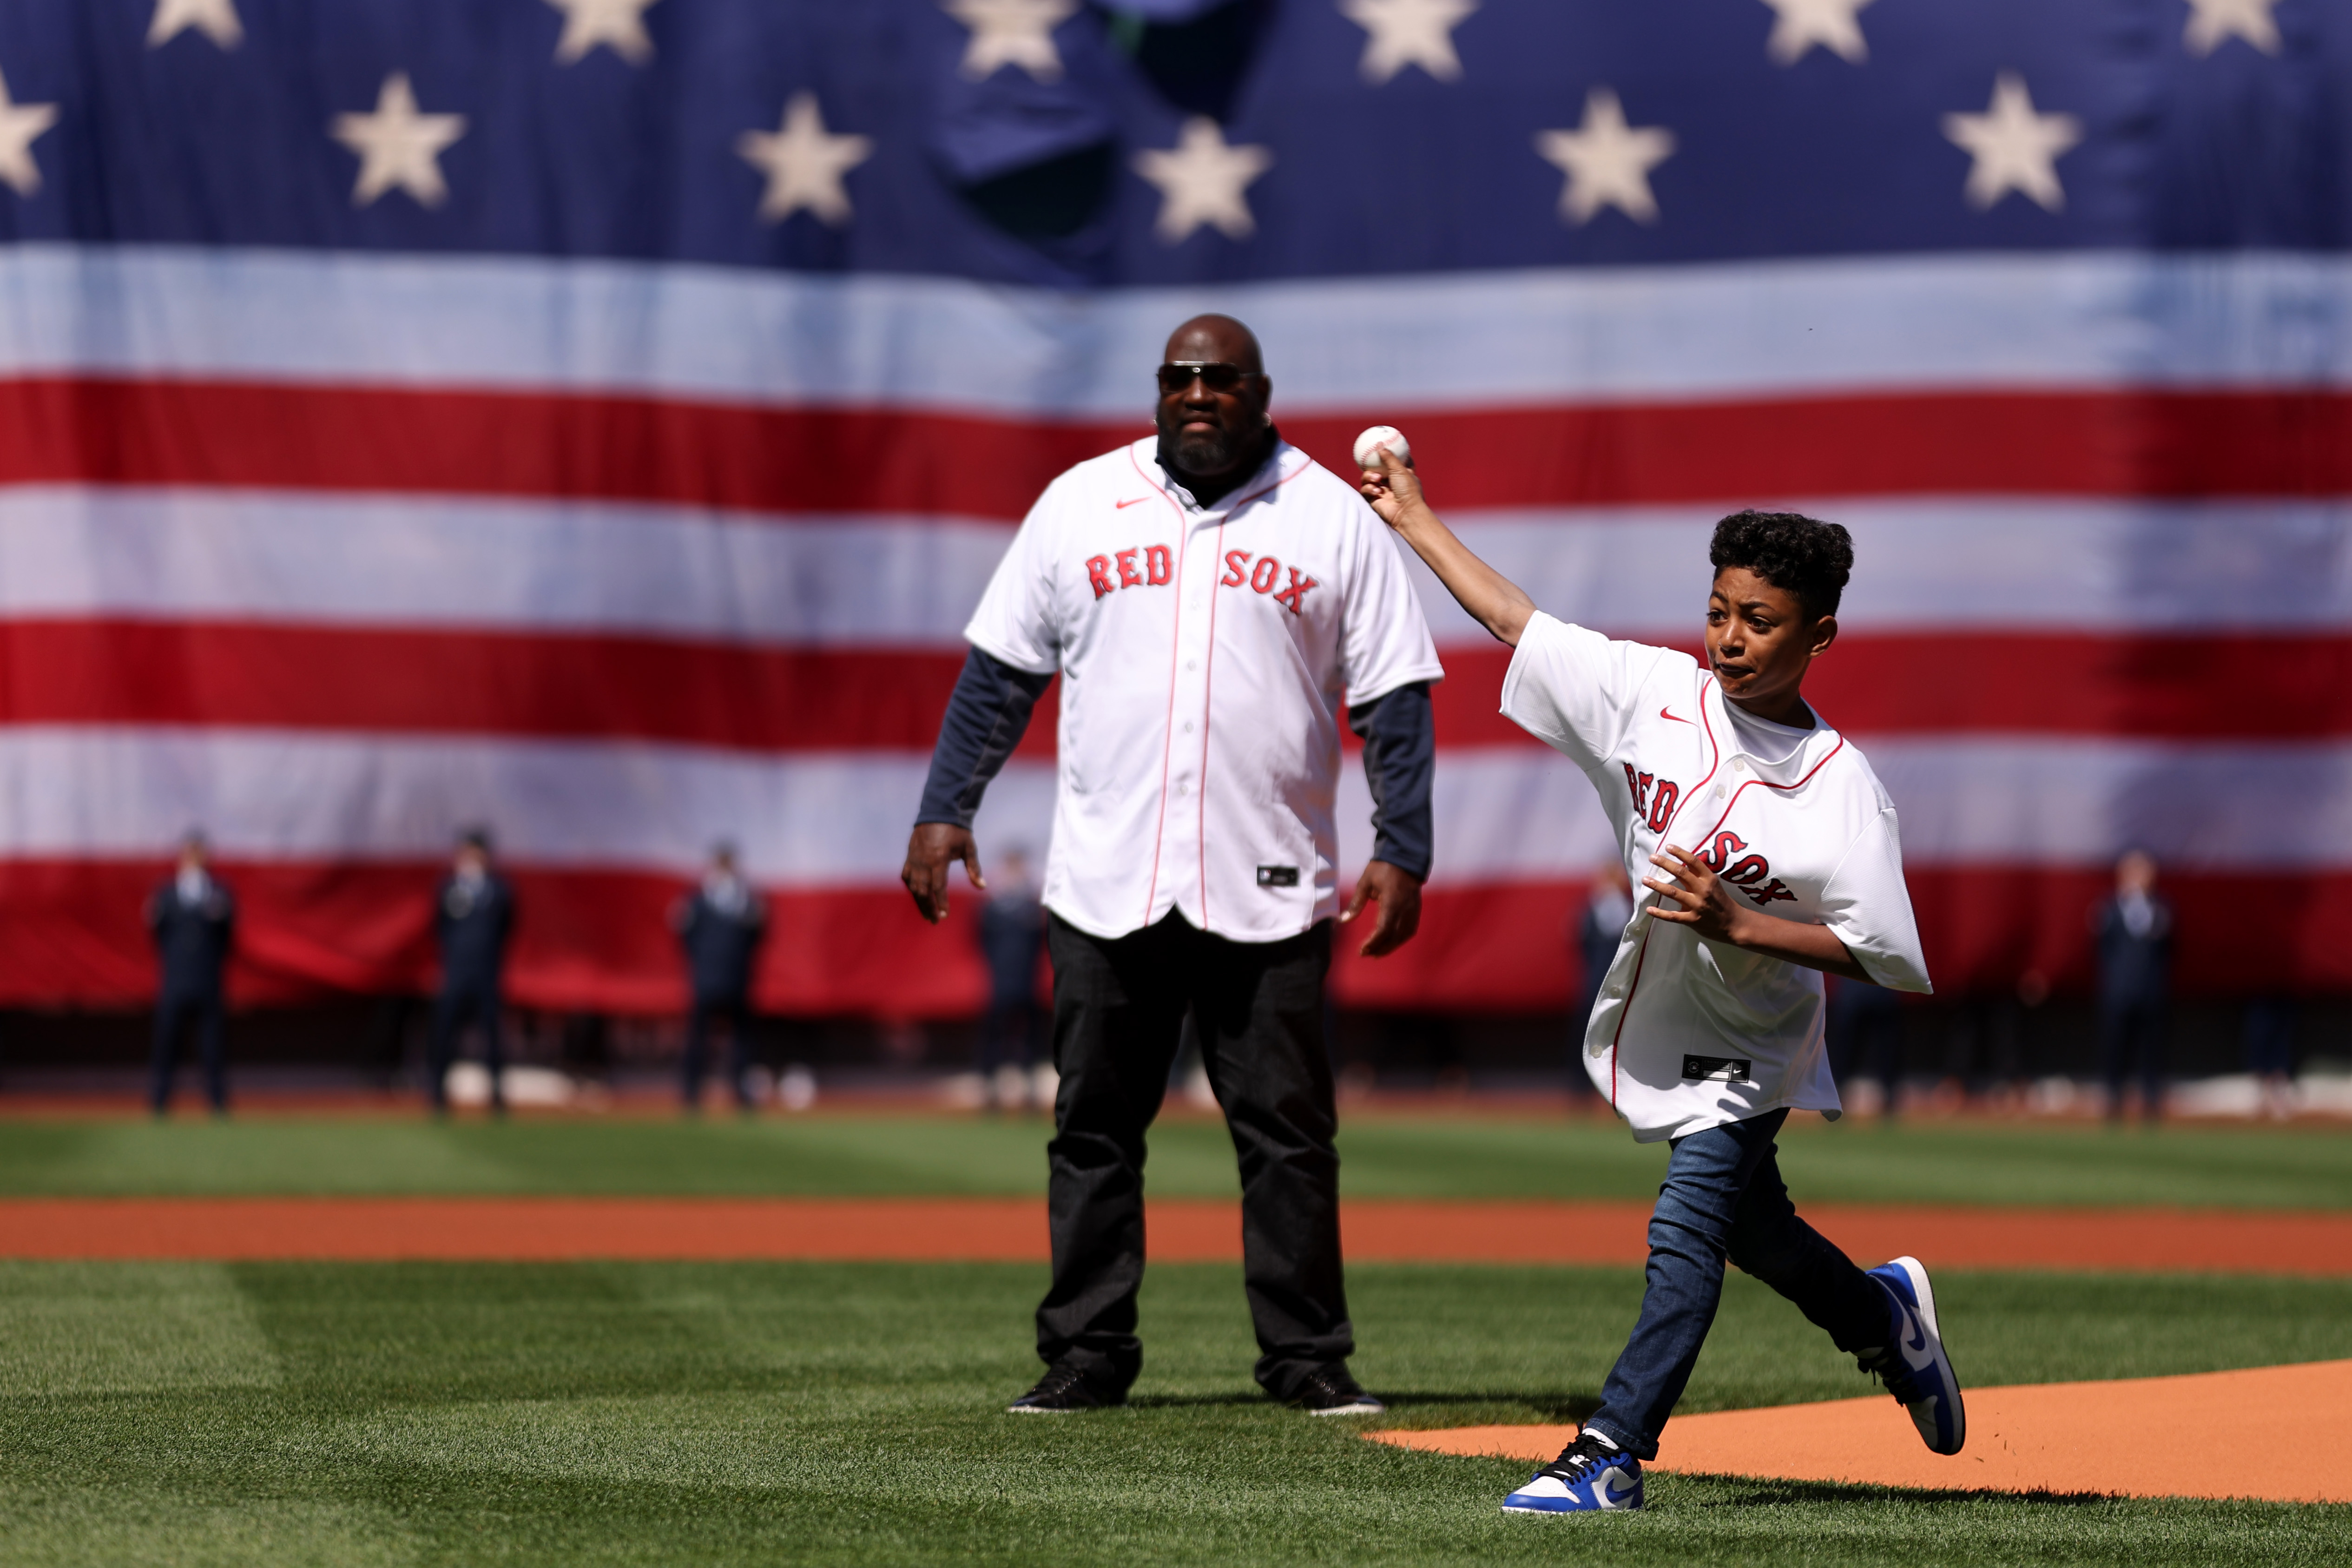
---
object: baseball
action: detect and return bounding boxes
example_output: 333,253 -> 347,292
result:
1352,424 -> 1411,471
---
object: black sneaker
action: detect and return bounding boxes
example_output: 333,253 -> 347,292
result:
1007,1363 -> 1125,1414
1291,1364 -> 1386,1416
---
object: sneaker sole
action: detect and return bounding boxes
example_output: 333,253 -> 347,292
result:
1888,1254 -> 1966,1454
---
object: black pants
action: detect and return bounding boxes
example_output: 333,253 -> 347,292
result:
429,982 -> 504,1110
681,996 -> 755,1108
2101,994 -> 2166,1116
149,989 -> 227,1113
1040,911 -> 1350,1400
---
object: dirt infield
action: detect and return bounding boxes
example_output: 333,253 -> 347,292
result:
3,1196 -> 2351,1271
1369,1358 -> 2352,1504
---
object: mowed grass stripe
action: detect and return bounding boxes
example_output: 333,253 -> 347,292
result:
2,1113 -> 2350,1208
2,1261 -> 2349,1566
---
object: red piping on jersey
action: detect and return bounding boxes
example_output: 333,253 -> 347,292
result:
1131,443 -> 1193,927
1123,441 -> 1312,931
1198,451 -> 1311,927
1197,517 -> 1224,927
1602,676 -> 1846,1108
1604,672 -> 1724,1107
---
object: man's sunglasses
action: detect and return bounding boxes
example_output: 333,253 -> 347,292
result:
1157,361 -> 1254,395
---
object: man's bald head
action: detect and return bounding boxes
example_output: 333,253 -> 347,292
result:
1163,314 -> 1265,376
1155,314 -> 1274,498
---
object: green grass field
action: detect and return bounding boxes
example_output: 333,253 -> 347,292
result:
4,1111 -> 2350,1565
3,1109 -> 2349,1207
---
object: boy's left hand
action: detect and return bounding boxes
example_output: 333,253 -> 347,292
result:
1644,845 -> 1752,946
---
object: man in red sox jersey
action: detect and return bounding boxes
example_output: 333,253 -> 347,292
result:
1362,451 -> 1961,1515
904,316 -> 1443,1417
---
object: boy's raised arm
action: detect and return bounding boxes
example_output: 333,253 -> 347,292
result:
1359,448 -> 1537,648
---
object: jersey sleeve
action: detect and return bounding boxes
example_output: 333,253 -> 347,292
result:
962,481 -> 1066,675
1498,612 -> 1656,772
1818,808 -> 1934,994
1337,508 -> 1445,707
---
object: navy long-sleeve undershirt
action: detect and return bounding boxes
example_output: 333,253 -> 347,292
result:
915,646 -> 1435,882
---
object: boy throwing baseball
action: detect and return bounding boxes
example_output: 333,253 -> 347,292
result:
1359,446 -> 1961,1513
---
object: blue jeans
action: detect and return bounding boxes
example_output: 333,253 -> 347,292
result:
1584,1109 -> 1890,1459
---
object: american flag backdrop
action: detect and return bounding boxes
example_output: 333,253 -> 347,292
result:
0,0 -> 2343,1017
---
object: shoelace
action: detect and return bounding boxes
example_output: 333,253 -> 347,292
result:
1542,1436 -> 1623,1481
1856,1345 -> 1924,1406
1300,1370 -> 1358,1403
1025,1367 -> 1091,1402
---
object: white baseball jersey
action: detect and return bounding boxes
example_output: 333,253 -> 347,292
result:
965,436 -> 1443,944
1502,612 -> 1932,1143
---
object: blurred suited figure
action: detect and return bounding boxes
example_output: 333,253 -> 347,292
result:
1826,975 -> 1904,1119
2243,995 -> 2299,1122
2094,849 -> 2173,1123
975,845 -> 1046,1111
429,829 -> 514,1116
1568,863 -> 1633,1100
673,843 -> 767,1112
145,831 -> 235,1116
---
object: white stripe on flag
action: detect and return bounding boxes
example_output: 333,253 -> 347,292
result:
3,486 -> 2345,641
1341,738 -> 2352,883
0,245 -> 2343,411
3,729 -> 2343,882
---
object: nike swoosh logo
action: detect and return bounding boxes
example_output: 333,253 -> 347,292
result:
1660,706 -> 1693,725
1115,497 -> 1148,508
1597,1468 -> 1635,1508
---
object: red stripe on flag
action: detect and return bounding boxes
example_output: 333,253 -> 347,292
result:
0,858 -> 2339,1014
1410,635 -> 2352,746
1337,869 -> 2351,1011
2,621 -> 2343,744
1,379 -> 2346,512
0,621 -> 1056,757
0,859 -> 991,1016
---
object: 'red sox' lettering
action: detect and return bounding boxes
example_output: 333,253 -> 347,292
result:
1074,546 -> 1319,615
1698,828 -> 1797,904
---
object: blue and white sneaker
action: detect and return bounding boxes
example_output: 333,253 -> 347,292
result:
1502,1429 -> 1643,1513
1863,1255 -> 1965,1455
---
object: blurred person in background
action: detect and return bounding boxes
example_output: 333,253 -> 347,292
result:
2243,995 -> 2298,1121
2093,849 -> 2173,1124
1568,863 -> 1633,1103
429,829 -> 514,1117
1825,975 -> 1905,1119
673,842 -> 767,1112
145,830 -> 235,1116
976,844 -> 1046,1112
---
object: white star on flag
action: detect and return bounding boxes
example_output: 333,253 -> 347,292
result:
1759,0 -> 1872,65
1535,88 -> 1674,225
1943,71 -> 2082,213
147,0 -> 243,49
331,73 -> 467,209
546,0 -> 659,65
1337,0 -> 1478,85
2183,0 -> 2281,56
942,0 -> 1079,82
737,93 -> 873,225
1133,117 -> 1274,243
0,70 -> 57,198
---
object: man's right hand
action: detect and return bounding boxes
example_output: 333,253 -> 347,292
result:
902,823 -> 984,925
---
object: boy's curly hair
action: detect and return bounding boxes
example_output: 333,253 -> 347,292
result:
1708,510 -> 1853,620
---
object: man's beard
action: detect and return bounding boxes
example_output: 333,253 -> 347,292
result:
1157,409 -> 1243,477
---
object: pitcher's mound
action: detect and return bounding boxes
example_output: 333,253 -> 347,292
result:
1369,1358 -> 2352,1503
